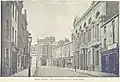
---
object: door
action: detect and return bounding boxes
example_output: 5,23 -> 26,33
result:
12,51 -> 17,74
109,53 -> 116,74
102,55 -> 108,73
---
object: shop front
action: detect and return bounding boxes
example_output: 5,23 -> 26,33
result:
101,45 -> 119,76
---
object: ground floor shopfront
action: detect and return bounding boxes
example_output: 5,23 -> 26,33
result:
101,44 -> 119,76
52,56 -> 74,68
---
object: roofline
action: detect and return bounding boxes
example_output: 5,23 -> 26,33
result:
101,13 -> 119,28
73,1 -> 100,27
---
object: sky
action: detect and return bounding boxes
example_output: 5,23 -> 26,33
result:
23,0 -> 91,45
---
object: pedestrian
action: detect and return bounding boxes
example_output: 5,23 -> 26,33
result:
74,66 -> 76,71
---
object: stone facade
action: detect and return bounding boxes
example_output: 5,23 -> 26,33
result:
52,41 -> 74,68
1,1 -> 30,76
72,1 -> 119,73
36,37 -> 55,66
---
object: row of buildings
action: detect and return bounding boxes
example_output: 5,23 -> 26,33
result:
72,1 -> 119,75
35,36 -> 74,68
0,1 -> 32,76
49,1 -> 119,76
35,1 -> 119,76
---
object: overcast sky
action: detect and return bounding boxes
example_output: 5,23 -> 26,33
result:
23,0 -> 91,45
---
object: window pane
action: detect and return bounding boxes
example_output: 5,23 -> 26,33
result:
12,27 -> 14,41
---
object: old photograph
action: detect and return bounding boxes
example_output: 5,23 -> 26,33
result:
0,0 -> 119,77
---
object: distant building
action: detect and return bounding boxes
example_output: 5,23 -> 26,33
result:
36,36 -> 55,66
52,39 -> 74,68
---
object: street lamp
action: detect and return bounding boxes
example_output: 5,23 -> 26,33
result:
27,33 -> 32,77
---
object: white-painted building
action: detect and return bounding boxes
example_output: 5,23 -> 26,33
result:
72,1 -> 119,73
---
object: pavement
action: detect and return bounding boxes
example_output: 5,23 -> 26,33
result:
61,67 -> 118,77
11,66 -> 36,77
11,56 -> 37,77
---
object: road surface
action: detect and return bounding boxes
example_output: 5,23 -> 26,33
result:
33,66 -> 91,77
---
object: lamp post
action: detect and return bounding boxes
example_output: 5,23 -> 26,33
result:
27,33 -> 32,77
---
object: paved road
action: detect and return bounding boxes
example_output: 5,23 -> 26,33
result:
33,66 -> 91,77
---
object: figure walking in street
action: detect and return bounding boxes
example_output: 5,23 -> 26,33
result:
74,66 -> 76,71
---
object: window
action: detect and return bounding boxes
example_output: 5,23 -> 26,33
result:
79,26 -> 81,31
88,51 -> 91,65
96,11 -> 100,19
83,33 -> 85,44
104,38 -> 106,47
5,20 -> 9,37
15,31 -> 17,44
12,4 -> 14,17
88,18 -> 92,24
76,30 -> 78,34
12,27 -> 14,41
104,26 -> 106,33
14,5 -> 16,18
5,48 -> 9,67
96,51 -> 99,65
92,25 -> 95,39
15,9 -> 17,22
81,33 -> 83,44
18,55 -> 20,66
88,29 -> 91,42
95,27 -> 97,38
96,24 -> 99,37
90,29 -> 91,41
74,19 -> 76,25
84,22 -> 86,27
112,20 -> 115,43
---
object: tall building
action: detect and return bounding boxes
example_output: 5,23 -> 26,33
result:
100,13 -> 119,75
1,1 -> 19,76
36,36 -> 55,66
72,1 -> 119,75
1,1 -> 30,76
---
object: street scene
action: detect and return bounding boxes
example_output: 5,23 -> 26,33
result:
0,1 -> 119,77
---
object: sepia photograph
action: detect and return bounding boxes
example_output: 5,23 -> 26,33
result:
0,0 -> 119,78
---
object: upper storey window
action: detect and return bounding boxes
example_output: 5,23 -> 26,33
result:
96,11 -> 100,19
83,22 -> 86,28
79,26 -> 81,31
88,18 -> 92,24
